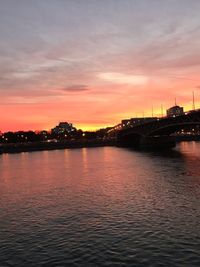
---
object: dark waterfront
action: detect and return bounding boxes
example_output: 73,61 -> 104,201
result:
0,142 -> 200,266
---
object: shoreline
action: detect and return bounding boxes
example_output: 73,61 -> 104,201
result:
1,136 -> 200,155
0,140 -> 116,154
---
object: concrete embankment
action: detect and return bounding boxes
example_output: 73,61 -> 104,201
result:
175,135 -> 200,142
0,140 -> 116,154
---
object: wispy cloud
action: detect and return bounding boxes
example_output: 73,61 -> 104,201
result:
98,72 -> 148,85
1,0 -> 200,130
61,85 -> 90,92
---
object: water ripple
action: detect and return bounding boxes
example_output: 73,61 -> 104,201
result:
0,143 -> 200,266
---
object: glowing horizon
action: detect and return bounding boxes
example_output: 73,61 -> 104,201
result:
1,0 -> 200,132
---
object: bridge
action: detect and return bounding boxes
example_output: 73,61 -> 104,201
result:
114,109 -> 200,149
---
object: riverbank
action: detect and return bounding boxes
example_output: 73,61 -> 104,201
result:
0,139 -> 116,154
1,136 -> 200,154
175,135 -> 200,142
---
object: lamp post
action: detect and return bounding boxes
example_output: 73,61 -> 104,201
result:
192,91 -> 195,110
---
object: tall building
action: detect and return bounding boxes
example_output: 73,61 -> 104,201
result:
167,105 -> 184,117
51,122 -> 76,134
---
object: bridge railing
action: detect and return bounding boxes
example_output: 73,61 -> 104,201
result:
107,108 -> 200,135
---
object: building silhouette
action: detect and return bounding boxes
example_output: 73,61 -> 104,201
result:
167,105 -> 184,117
51,122 -> 76,134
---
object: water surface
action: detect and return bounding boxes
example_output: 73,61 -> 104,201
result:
0,142 -> 200,266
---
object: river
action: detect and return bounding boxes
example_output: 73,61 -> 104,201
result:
0,142 -> 200,266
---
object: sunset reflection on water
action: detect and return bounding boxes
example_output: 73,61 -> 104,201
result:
0,143 -> 200,266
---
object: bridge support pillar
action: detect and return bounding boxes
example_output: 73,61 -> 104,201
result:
140,136 -> 176,150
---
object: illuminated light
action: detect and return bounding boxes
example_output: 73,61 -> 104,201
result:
82,133 -> 85,137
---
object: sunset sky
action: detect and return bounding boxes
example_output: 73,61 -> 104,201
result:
1,0 -> 200,131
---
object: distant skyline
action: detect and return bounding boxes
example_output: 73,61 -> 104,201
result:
1,0 -> 200,131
